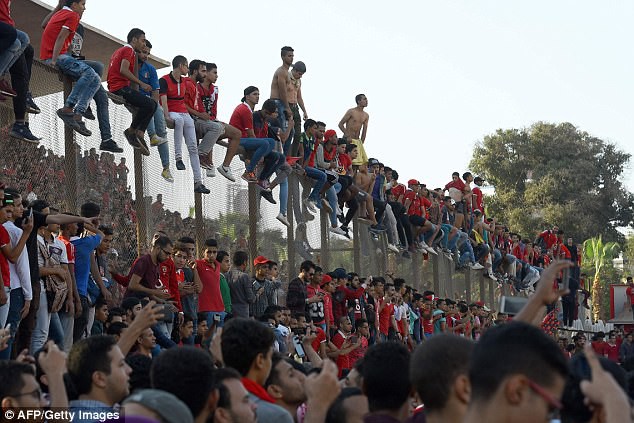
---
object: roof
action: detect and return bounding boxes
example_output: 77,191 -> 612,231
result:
12,0 -> 169,98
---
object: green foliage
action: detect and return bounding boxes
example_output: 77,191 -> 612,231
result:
582,236 -> 621,320
470,122 -> 634,242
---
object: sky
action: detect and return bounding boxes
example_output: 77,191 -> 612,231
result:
41,0 -> 634,194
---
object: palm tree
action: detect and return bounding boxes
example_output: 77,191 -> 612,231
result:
583,236 -> 620,321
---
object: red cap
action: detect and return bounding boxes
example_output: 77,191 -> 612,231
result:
253,255 -> 272,266
320,274 -> 333,287
408,179 -> 421,186
324,129 -> 337,141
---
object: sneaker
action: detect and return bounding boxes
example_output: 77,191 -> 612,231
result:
161,167 -> 174,183
199,153 -> 213,169
321,199 -> 332,213
340,226 -> 351,239
257,180 -> 271,191
260,189 -> 276,204
99,139 -> 124,153
75,120 -> 92,137
9,123 -> 41,143
388,244 -> 400,253
0,79 -> 17,97
206,167 -> 216,177
330,226 -> 347,236
82,106 -> 96,120
56,108 -> 81,131
175,159 -> 186,171
150,134 -> 168,146
26,93 -> 40,114
485,272 -> 498,281
194,182 -> 210,194
217,165 -> 235,182
304,198 -> 318,213
124,128 -> 142,149
470,262 -> 485,270
241,171 -> 257,182
276,213 -> 290,227
136,135 -> 150,156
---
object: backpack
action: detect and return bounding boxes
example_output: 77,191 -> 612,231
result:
37,241 -> 69,313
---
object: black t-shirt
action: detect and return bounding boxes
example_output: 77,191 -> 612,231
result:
15,209 -> 48,287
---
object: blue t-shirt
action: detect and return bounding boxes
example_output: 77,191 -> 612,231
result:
138,60 -> 159,97
71,234 -> 103,296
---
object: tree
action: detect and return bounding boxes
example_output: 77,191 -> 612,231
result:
470,122 -> 634,243
582,236 -> 620,321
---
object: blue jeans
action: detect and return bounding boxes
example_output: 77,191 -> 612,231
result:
304,167 -> 327,202
147,103 -> 168,138
240,138 -> 274,173
326,184 -> 340,226
260,151 -> 285,181
48,312 -> 65,349
459,240 -> 476,266
48,55 -> 101,114
279,178 -> 288,215
492,248 -> 503,272
83,60 -> 112,141
0,288 -> 25,359
272,99 -> 293,155
0,28 -> 28,75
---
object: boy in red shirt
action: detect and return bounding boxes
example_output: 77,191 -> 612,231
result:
196,239 -> 225,329
107,28 -> 156,156
40,0 -> 102,141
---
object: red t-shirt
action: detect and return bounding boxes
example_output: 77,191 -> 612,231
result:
159,73 -> 188,114
107,45 -> 135,92
591,340 -> 610,357
343,286 -> 365,321
391,183 -> 406,202
0,0 -> 14,26
196,259 -> 224,312
184,77 -> 204,113
0,225 -> 10,287
338,153 -> 352,175
539,231 -> 558,250
332,331 -> 351,377
627,287 -> 634,305
159,258 -> 182,312
606,343 -> 619,362
323,292 -> 334,326
311,327 -> 327,354
378,299 -> 394,336
444,178 -> 466,192
229,103 -> 253,138
348,335 -> 368,368
404,190 -> 423,216
40,7 -> 80,60
472,186 -> 483,212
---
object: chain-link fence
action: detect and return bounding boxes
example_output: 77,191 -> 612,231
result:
0,60 -> 500,307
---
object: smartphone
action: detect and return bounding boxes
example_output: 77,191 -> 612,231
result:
350,335 -> 359,344
499,296 -> 529,315
29,208 -> 33,218
293,335 -> 305,358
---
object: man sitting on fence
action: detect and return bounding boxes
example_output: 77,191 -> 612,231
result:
40,0 -> 101,140
107,28 -> 157,156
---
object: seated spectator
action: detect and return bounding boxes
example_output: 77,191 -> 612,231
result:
107,28 -> 157,155
228,86 -> 277,183
137,40 -> 169,169
130,327 -> 156,358
221,317 -> 294,423
40,0 -> 103,139
160,55 -> 210,194
214,367 -> 257,423
297,119 -> 327,213
0,0 -> 40,142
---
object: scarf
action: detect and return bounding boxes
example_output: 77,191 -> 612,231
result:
241,377 -> 276,403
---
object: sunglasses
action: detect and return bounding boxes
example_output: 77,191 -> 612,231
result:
527,379 -> 562,420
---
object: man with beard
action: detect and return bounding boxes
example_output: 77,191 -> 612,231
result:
184,60 -> 224,178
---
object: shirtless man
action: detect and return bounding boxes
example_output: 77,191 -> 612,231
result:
270,46 -> 294,152
338,94 -> 369,168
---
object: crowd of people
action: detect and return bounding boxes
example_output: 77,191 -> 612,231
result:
3,0 -> 634,422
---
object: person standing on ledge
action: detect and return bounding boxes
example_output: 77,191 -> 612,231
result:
338,94 -> 369,169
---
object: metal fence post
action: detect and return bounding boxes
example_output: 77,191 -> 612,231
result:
320,209 -> 330,270
465,270 -> 472,303
248,184 -> 257,273
62,78 -> 77,214
479,273 -> 486,303
133,151 -> 147,257
194,192 -> 204,254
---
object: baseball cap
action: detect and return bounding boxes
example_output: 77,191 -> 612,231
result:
123,389 -> 194,423
408,179 -> 421,186
332,268 -> 347,279
320,274 -> 333,287
368,158 -> 380,166
292,61 -> 306,72
253,255 -> 272,267
0,193 -> 14,208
